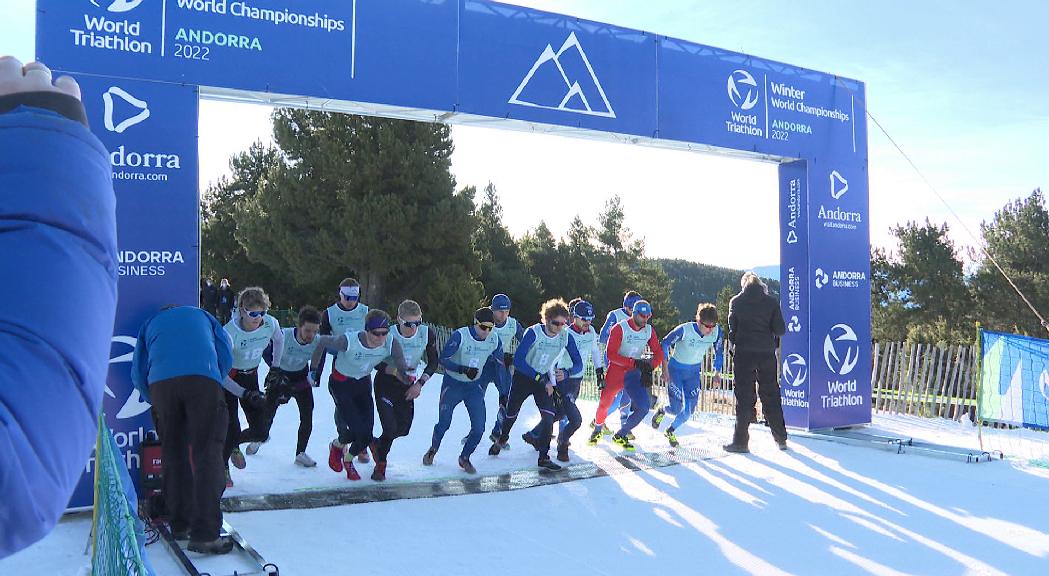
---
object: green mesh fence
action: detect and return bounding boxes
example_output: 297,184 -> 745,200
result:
90,414 -> 153,576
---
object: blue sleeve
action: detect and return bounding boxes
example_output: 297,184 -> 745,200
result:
211,314 -> 233,377
0,107 -> 117,558
515,322 -> 526,342
439,330 -> 464,373
565,335 -> 583,376
130,318 -> 151,403
486,341 -> 505,380
513,328 -> 539,380
262,342 -> 273,367
661,325 -> 684,361
599,311 -> 617,344
713,326 -> 725,372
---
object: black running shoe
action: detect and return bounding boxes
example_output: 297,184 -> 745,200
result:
538,457 -> 563,471
650,408 -> 665,429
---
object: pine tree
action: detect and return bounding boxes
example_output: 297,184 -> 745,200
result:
234,110 -> 481,325
200,143 -> 295,305
971,189 -> 1049,336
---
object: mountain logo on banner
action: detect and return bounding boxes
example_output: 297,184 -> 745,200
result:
814,268 -> 830,289
90,0 -> 144,13
107,335 -> 153,419
830,170 -> 849,200
786,230 -> 798,244
782,353 -> 808,388
823,323 -> 860,376
103,86 -> 150,133
509,32 -> 616,119
727,70 -> 759,110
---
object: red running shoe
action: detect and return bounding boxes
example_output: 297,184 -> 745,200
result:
345,460 -> 361,481
328,441 -> 344,473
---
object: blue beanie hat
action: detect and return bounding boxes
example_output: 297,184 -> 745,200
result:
573,300 -> 595,320
623,293 -> 642,310
491,294 -> 511,311
632,300 -> 653,317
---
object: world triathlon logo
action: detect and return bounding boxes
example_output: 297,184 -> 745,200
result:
90,0 -> 144,12
108,335 -> 153,419
727,70 -> 759,110
823,323 -> 860,376
782,353 -> 808,388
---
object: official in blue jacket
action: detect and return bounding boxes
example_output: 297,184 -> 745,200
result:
0,58 -> 117,560
130,305 -> 237,554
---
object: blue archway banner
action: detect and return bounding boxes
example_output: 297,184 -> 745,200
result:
37,0 -> 871,508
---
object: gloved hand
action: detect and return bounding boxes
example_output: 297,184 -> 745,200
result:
634,358 -> 653,372
533,372 -> 549,385
308,370 -> 321,387
264,368 -> 287,392
459,366 -> 479,380
503,353 -> 514,369
243,389 -> 266,408
595,367 -> 605,390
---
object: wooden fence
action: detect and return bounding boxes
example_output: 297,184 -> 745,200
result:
871,342 -> 978,422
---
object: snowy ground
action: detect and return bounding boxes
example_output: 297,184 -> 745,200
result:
4,365 -> 1049,575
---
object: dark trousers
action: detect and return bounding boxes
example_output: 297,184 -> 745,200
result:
483,362 -> 511,438
501,372 -> 557,458
223,369 -> 265,464
373,372 -> 415,463
529,377 -> 582,449
732,350 -> 788,446
255,369 -> 315,455
618,369 -> 652,435
236,370 -> 269,443
329,374 -> 375,456
431,378 -> 486,458
151,376 -> 227,542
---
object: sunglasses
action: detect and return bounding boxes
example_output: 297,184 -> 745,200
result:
701,322 -> 717,328
245,309 -> 267,318
550,320 -> 567,327
369,329 -> 390,337
401,320 -> 424,328
476,322 -> 495,331
578,316 -> 595,322
340,292 -> 359,300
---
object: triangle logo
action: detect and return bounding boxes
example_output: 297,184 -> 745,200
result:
829,170 -> 849,200
103,86 -> 150,133
786,230 -> 798,244
509,32 -> 616,119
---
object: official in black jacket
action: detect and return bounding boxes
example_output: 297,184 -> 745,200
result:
725,272 -> 788,452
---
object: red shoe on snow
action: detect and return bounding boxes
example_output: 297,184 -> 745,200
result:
328,441 -> 344,473
371,461 -> 387,482
345,460 -> 361,481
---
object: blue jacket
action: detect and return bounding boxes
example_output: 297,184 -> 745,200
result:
131,307 -> 234,402
439,326 -> 506,387
513,325 -> 583,381
0,103 -> 117,559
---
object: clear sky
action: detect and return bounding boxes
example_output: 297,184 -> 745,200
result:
3,1 -> 1046,270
